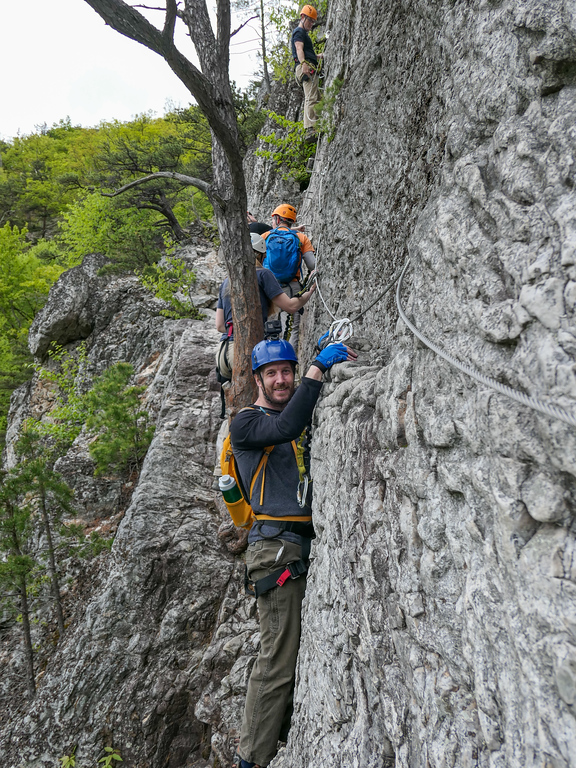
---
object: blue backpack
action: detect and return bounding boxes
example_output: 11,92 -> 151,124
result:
263,228 -> 302,284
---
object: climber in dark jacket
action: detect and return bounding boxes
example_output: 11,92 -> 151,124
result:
231,336 -> 357,768
215,233 -> 316,379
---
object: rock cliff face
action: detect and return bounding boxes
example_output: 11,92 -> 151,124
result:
284,1 -> 576,766
2,0 -> 576,767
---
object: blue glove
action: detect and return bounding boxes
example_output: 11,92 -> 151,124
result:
313,342 -> 349,372
317,330 -> 330,351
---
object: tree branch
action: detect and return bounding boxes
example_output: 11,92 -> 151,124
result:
216,0 -> 231,64
162,0 -> 177,48
82,1 -> 225,145
230,15 -> 258,39
100,171 -> 222,203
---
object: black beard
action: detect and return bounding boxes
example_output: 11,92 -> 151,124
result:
258,374 -> 294,408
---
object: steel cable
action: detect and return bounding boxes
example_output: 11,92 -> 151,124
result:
395,261 -> 576,429
311,238 -> 576,427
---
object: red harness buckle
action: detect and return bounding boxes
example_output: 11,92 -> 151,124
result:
276,569 -> 291,587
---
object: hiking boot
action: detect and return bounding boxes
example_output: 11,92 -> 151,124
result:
304,128 -> 318,144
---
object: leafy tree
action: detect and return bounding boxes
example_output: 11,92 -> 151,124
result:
140,254 -> 204,319
83,0 -> 264,410
59,190 -> 169,273
16,427 -> 77,639
33,348 -> 154,479
0,469 -> 37,698
92,111 -> 213,242
0,122 -> 100,239
84,363 -> 155,476
0,223 -> 65,446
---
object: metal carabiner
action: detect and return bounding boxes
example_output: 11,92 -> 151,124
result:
328,317 -> 353,345
297,475 -> 309,508
297,269 -> 318,297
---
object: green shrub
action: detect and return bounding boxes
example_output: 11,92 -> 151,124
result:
256,111 -> 316,185
139,254 -> 204,319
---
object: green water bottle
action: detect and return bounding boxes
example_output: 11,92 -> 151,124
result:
219,474 -> 242,503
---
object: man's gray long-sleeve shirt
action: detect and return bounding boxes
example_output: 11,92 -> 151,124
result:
230,376 -> 323,544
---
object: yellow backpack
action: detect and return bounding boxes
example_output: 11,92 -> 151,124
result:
219,407 -> 310,530
219,430 -> 274,530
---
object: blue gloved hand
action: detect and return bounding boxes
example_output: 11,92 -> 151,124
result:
313,342 -> 349,372
317,330 -> 330,351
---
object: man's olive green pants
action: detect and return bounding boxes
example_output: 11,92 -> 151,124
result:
239,539 -> 307,767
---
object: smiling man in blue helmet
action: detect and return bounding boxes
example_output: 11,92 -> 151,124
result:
231,335 -> 357,768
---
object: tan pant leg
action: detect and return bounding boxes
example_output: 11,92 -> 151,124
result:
215,339 -> 234,379
239,539 -> 307,767
295,65 -> 320,129
278,281 -> 301,352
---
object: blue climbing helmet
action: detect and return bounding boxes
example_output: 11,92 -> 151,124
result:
252,339 -> 298,372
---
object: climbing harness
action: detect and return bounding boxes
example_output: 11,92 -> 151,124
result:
246,520 -> 315,599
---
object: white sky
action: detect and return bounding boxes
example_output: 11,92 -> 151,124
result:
0,0 -> 261,141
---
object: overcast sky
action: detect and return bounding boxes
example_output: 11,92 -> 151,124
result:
1,0 -> 260,141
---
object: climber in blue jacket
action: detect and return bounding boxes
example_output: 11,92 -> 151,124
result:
231,335 -> 357,768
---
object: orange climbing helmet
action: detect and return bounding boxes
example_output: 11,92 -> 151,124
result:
300,5 -> 318,20
272,203 -> 297,222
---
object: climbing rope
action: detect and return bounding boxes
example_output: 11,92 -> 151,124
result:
395,260 -> 576,429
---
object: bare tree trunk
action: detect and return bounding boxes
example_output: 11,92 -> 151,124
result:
83,0 -> 263,409
17,573 -> 36,699
7,504 -> 36,698
39,489 -> 65,638
260,0 -> 271,94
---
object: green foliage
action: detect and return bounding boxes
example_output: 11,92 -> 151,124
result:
59,752 -> 76,768
33,347 -> 155,480
57,746 -> 122,768
90,110 -> 213,243
139,254 -> 203,319
33,343 -> 90,453
0,110 -> 217,276
0,122 -> 100,239
256,111 -> 316,184
63,529 -> 113,558
316,76 -> 344,142
232,82 -> 267,150
84,363 -> 155,476
59,191 -> 168,273
0,223 -> 65,446
99,747 -> 123,767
